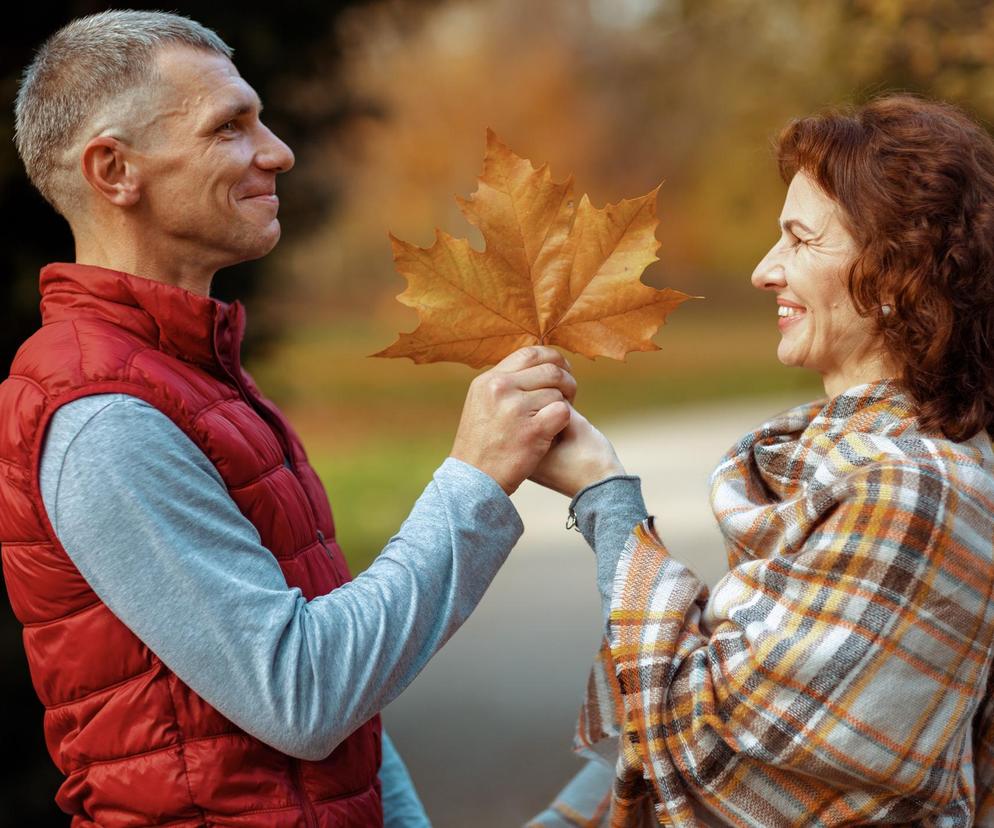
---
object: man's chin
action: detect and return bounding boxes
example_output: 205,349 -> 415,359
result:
260,220 -> 282,254
233,222 -> 282,264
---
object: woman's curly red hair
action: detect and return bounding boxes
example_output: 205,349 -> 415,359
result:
776,93 -> 994,441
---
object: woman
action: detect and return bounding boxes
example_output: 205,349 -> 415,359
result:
528,93 -> 994,826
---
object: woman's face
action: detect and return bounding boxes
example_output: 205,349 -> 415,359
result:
751,171 -> 891,397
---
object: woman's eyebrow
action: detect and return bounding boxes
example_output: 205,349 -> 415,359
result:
780,218 -> 816,236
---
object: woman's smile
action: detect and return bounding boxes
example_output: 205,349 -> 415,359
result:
776,299 -> 806,331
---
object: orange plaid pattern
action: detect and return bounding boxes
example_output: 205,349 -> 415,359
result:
568,381 -> 994,826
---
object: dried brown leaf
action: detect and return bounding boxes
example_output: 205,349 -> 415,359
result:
374,130 -> 695,367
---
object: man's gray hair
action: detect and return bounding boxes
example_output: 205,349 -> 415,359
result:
14,9 -> 233,218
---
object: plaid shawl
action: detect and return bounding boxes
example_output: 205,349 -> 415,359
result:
549,380 -> 994,827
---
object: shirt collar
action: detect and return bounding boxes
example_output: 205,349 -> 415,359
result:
38,262 -> 245,373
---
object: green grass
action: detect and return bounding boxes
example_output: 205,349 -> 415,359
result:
248,308 -> 821,572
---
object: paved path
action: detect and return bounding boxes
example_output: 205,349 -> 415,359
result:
384,395 -> 802,827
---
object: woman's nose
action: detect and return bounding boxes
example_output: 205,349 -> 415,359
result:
751,245 -> 786,291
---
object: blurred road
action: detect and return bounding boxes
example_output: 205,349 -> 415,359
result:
384,393 -> 804,827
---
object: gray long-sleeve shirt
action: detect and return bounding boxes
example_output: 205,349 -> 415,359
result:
530,474 -> 649,828
39,392 -> 526,826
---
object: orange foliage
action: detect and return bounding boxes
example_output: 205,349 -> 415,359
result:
374,131 -> 694,368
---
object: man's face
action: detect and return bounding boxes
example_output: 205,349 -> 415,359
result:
129,45 -> 295,271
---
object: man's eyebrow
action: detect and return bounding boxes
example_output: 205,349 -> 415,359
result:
210,97 -> 264,124
780,218 -> 816,236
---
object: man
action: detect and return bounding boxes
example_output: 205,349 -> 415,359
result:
0,10 -> 575,826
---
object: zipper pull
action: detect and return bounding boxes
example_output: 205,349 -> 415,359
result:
565,506 -> 578,532
316,529 -> 334,559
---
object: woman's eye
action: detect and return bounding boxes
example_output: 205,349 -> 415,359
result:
218,120 -> 237,132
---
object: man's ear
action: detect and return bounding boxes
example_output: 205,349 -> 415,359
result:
80,135 -> 141,207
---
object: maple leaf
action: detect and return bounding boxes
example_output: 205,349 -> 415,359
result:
374,130 -> 695,368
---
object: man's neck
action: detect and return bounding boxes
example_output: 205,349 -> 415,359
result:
73,232 -> 215,297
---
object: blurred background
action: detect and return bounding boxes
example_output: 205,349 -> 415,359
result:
4,0 -> 994,824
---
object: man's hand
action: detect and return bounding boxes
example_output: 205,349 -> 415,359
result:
450,346 -> 575,495
529,406 -> 626,498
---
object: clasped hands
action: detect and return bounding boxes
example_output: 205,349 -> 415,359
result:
449,346 -> 625,498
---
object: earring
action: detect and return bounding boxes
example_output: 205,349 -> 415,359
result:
880,304 -> 893,317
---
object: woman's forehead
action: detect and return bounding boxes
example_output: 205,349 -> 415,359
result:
781,172 -> 843,232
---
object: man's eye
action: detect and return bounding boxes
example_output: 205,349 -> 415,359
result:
217,120 -> 237,132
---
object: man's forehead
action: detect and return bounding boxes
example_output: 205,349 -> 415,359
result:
153,45 -> 261,121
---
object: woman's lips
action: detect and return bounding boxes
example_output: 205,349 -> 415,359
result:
777,301 -> 806,332
777,313 -> 806,331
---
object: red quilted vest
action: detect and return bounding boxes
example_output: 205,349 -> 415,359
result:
0,263 -> 382,827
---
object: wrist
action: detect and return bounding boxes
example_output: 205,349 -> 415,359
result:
571,460 -> 626,498
570,473 -> 638,511
447,451 -> 516,495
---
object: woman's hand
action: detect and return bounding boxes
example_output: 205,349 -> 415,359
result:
529,406 -> 626,498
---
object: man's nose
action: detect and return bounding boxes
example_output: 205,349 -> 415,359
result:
751,244 -> 786,291
257,125 -> 295,174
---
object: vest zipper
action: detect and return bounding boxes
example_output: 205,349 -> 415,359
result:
290,758 -> 319,828
232,377 -> 296,472
214,310 -> 340,573
316,529 -> 335,561
212,327 -> 296,472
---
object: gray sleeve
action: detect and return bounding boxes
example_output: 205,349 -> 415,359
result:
380,731 -> 431,827
40,394 -> 522,762
525,758 -> 613,827
568,475 -> 648,619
